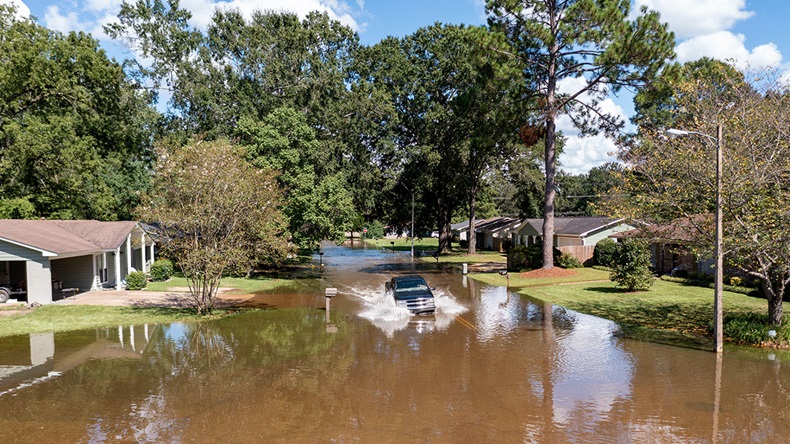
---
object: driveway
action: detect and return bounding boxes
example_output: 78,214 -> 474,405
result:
53,288 -> 256,308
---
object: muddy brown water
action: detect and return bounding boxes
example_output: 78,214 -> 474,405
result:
1,244 -> 789,443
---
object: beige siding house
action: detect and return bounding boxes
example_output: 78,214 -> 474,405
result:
0,220 -> 155,304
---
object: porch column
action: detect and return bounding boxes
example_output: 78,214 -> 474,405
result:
150,240 -> 155,264
141,233 -> 147,273
114,246 -> 122,290
126,234 -> 132,273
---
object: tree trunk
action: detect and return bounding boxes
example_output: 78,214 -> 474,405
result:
764,277 -> 786,325
436,193 -> 453,254
768,294 -> 783,325
468,183 -> 477,255
542,3 -> 559,270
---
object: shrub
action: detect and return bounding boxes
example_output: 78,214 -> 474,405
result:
149,259 -> 174,282
459,239 -> 469,248
610,238 -> 653,291
125,271 -> 147,290
557,252 -> 583,268
593,238 -> 618,267
729,276 -> 742,287
365,220 -> 385,240
508,244 -> 562,271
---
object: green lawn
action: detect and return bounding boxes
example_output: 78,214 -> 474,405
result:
365,237 -> 438,251
145,275 -> 295,293
0,305 -> 229,338
471,268 -> 789,349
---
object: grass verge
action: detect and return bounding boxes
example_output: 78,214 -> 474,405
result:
0,305 -> 234,338
145,275 -> 294,293
472,269 -> 789,349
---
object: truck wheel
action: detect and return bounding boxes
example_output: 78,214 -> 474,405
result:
0,289 -> 9,303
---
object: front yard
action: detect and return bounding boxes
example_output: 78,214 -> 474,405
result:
473,268 -> 790,349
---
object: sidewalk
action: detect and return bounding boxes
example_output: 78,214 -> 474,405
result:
53,289 -> 255,308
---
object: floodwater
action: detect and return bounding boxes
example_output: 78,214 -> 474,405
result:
1,244 -> 789,443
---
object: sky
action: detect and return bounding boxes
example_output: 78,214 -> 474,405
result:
5,0 -> 790,174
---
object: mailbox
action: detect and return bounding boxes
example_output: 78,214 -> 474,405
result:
325,287 -> 337,298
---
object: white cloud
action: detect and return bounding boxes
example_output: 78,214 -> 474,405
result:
183,0 -> 361,31
676,31 -> 782,68
2,0 -> 31,19
39,0 -> 363,42
559,134 -> 618,176
553,76 -> 627,174
43,5 -> 83,33
635,0 -> 753,39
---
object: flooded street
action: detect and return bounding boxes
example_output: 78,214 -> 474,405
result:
1,244 -> 789,443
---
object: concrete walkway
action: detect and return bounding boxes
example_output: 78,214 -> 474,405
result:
53,289 -> 255,308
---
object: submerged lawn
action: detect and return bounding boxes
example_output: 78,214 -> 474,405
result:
473,268 -> 789,349
145,275 -> 295,293
0,305 -> 228,338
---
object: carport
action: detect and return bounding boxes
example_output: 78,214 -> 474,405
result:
0,220 -> 155,304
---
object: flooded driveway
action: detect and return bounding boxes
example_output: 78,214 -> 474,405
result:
1,244 -> 789,443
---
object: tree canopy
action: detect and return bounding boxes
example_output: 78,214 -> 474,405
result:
485,0 -> 675,267
138,138 -> 289,314
613,66 -> 790,324
0,5 -> 157,220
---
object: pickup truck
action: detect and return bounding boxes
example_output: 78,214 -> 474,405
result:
386,275 -> 436,315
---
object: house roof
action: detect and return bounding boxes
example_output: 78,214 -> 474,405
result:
0,220 -> 140,256
476,217 -> 522,233
517,217 -> 626,237
612,215 -> 708,243
451,219 -> 487,231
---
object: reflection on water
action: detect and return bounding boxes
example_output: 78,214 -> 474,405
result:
1,244 -> 789,443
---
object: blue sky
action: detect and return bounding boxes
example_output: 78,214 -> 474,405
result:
5,0 -> 789,174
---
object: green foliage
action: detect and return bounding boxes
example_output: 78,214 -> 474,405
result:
659,275 -> 761,297
149,259 -> 174,282
485,0 -> 674,267
557,252 -> 583,269
729,276 -> 743,287
138,139 -> 290,314
0,197 -> 36,219
365,220 -> 385,240
724,312 -> 789,346
508,244 -> 562,271
593,238 -> 619,267
125,271 -> 148,290
618,64 -> 790,324
610,239 -> 654,291
0,7 -> 157,220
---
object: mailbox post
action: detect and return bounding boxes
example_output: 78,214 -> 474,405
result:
499,270 -> 509,288
324,288 -> 338,333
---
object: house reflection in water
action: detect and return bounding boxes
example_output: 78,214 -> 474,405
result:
0,324 -> 156,395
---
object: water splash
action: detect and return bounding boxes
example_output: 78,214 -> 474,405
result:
345,285 -> 467,337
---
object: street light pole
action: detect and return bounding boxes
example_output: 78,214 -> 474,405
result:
667,124 -> 724,353
411,190 -> 415,260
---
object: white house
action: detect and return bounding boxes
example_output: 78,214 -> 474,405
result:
0,220 -> 155,304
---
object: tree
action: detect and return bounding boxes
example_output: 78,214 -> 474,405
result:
0,5 -> 157,220
615,66 -> 790,324
610,238 -> 653,291
362,24 -> 509,254
138,139 -> 289,314
485,0 -> 674,268
108,2 -> 367,244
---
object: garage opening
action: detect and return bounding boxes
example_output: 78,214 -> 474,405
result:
0,260 -> 28,303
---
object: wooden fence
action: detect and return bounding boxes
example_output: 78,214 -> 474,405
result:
557,245 -> 596,266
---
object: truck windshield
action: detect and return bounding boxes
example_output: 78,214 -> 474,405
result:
395,280 -> 428,292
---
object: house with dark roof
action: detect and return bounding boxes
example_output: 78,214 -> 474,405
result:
512,217 -> 634,263
475,217 -> 523,251
450,219 -> 487,242
0,220 -> 155,304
